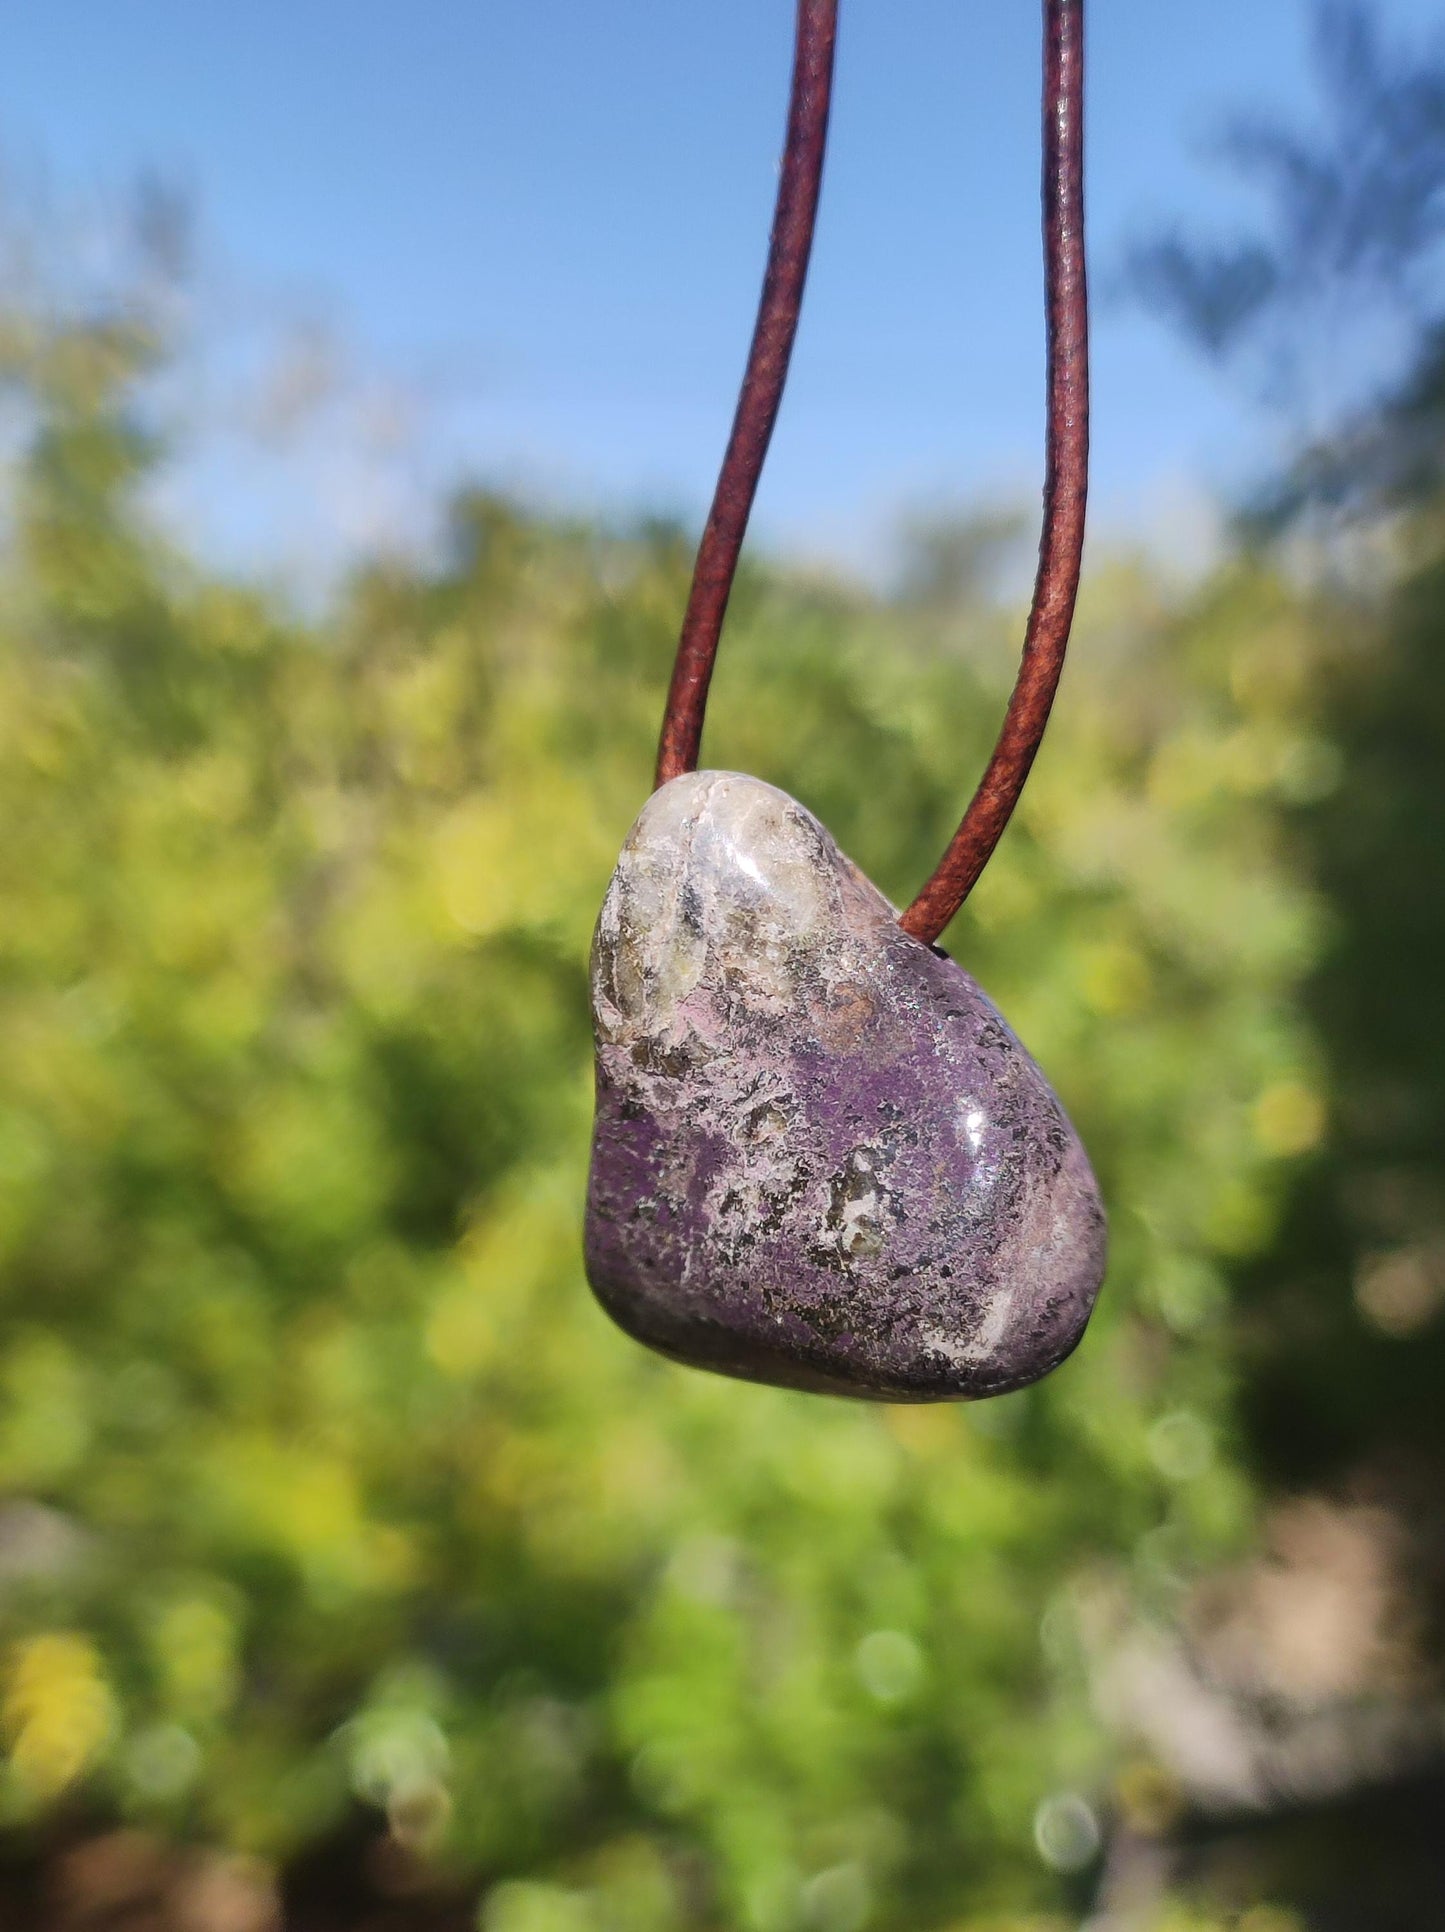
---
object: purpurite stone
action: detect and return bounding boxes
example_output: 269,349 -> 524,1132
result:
584,771 -> 1107,1400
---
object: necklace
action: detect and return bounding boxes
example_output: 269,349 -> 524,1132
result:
584,0 -> 1104,1401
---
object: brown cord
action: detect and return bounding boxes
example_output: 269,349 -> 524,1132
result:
653,0 -> 1089,948
901,0 -> 1089,942
654,0 -> 838,787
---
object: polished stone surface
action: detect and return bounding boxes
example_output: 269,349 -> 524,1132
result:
584,771 -> 1107,1400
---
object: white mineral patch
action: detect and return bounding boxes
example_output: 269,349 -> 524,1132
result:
593,770 -> 886,1037
923,1282 -> 1016,1367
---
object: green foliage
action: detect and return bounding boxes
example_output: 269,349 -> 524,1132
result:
1237,516 -> 1445,1492
0,313 -> 1334,1927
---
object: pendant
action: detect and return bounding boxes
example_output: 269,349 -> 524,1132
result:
584,772 -> 1107,1401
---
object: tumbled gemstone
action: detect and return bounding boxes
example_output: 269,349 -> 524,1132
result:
584,771 -> 1107,1400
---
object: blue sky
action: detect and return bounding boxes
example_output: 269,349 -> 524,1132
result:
1,1 -> 1441,584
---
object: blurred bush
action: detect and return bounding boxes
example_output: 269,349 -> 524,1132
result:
0,276 -> 1352,1932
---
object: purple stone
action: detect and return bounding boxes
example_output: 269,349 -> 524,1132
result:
584,772 -> 1107,1400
